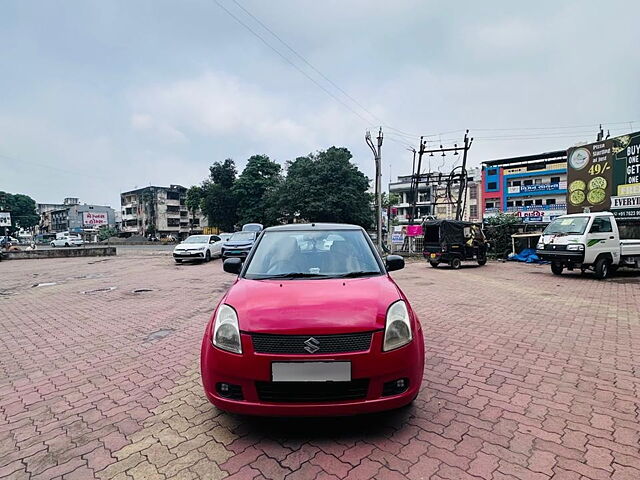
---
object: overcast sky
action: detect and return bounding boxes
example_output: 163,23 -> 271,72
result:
1,0 -> 639,209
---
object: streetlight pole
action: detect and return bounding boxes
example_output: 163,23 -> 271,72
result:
366,128 -> 384,252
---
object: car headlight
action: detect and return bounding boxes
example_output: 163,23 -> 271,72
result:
212,304 -> 242,354
567,244 -> 584,251
383,300 -> 413,352
536,242 -> 544,249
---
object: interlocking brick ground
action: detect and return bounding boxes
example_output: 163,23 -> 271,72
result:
1,251 -> 639,480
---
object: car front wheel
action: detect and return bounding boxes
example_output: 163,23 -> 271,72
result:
594,258 -> 610,280
205,251 -> 211,262
551,262 -> 564,275
450,257 -> 461,269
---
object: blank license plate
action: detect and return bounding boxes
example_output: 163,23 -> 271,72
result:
272,362 -> 351,382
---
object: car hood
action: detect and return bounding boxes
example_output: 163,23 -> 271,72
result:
223,241 -> 254,247
175,243 -> 207,249
224,275 -> 403,334
539,234 -> 583,246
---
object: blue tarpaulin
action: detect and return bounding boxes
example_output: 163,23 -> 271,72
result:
508,248 -> 544,263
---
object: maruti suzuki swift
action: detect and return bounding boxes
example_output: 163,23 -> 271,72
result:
201,223 -> 424,416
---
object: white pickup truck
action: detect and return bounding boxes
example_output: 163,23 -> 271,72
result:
536,212 -> 640,279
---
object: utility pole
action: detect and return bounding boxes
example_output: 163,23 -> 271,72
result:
455,130 -> 473,221
366,128 -> 383,252
410,137 -> 426,225
409,132 -> 473,223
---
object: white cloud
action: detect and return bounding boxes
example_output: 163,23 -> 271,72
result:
128,71 -> 370,158
130,113 -> 188,144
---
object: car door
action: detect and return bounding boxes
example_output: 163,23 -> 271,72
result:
586,216 -> 617,263
210,235 -> 222,257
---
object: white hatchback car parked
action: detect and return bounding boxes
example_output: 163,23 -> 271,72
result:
173,234 -> 224,263
51,236 -> 84,247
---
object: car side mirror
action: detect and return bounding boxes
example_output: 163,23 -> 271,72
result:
223,257 -> 243,274
385,255 -> 404,272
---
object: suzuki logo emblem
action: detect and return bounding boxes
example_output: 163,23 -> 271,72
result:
303,337 -> 320,354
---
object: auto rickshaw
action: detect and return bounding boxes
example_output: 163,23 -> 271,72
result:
422,220 -> 488,269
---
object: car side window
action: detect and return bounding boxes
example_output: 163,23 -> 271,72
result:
590,218 -> 612,233
599,218 -> 612,233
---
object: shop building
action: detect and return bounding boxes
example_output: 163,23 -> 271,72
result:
389,167 -> 482,223
482,151 -> 567,224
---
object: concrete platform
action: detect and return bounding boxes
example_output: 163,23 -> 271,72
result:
3,246 -> 116,260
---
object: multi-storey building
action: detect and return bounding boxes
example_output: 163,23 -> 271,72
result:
39,198 -> 116,240
481,151 -> 567,224
389,167 -> 482,223
120,185 -> 207,239
388,175 -> 432,223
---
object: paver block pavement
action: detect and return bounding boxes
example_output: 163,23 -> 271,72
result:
1,254 -> 639,479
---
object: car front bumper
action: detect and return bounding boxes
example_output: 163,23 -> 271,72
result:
200,329 -> 424,416
222,249 -> 251,258
536,249 -> 585,263
173,251 -> 205,259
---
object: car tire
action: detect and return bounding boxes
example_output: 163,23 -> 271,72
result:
51,242 -> 55,247
594,258 -> 610,280
429,261 -> 439,268
65,243 -> 69,247
174,259 -> 182,263
205,251 -> 211,262
450,257 -> 461,269
477,257 -> 487,266
551,262 -> 564,275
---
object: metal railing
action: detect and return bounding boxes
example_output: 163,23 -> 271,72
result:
390,236 -> 424,255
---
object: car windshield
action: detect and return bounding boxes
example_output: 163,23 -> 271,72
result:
230,232 -> 255,241
244,229 -> 382,280
183,235 -> 209,244
544,216 -> 589,235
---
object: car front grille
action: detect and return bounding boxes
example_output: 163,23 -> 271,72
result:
544,244 -> 567,251
251,332 -> 373,355
255,379 -> 370,403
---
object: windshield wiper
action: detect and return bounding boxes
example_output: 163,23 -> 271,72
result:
254,272 -> 331,280
334,271 -> 381,278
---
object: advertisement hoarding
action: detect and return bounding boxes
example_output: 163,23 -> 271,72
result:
82,212 -> 108,227
567,132 -> 640,218
0,212 -> 10,227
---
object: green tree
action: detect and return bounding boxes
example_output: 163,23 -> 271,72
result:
200,159 -> 238,232
185,186 -> 203,233
279,147 -> 373,228
382,192 -> 400,209
233,155 -> 283,226
484,213 -> 520,258
209,158 -> 236,188
0,192 -> 39,233
98,226 -> 117,241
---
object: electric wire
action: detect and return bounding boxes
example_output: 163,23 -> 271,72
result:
213,0 -> 374,127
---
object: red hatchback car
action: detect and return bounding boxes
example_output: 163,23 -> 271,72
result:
201,223 -> 424,416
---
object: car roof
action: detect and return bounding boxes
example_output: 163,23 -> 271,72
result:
560,212 -> 614,218
264,223 -> 363,232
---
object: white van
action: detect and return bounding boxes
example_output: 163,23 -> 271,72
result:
536,212 -> 640,279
